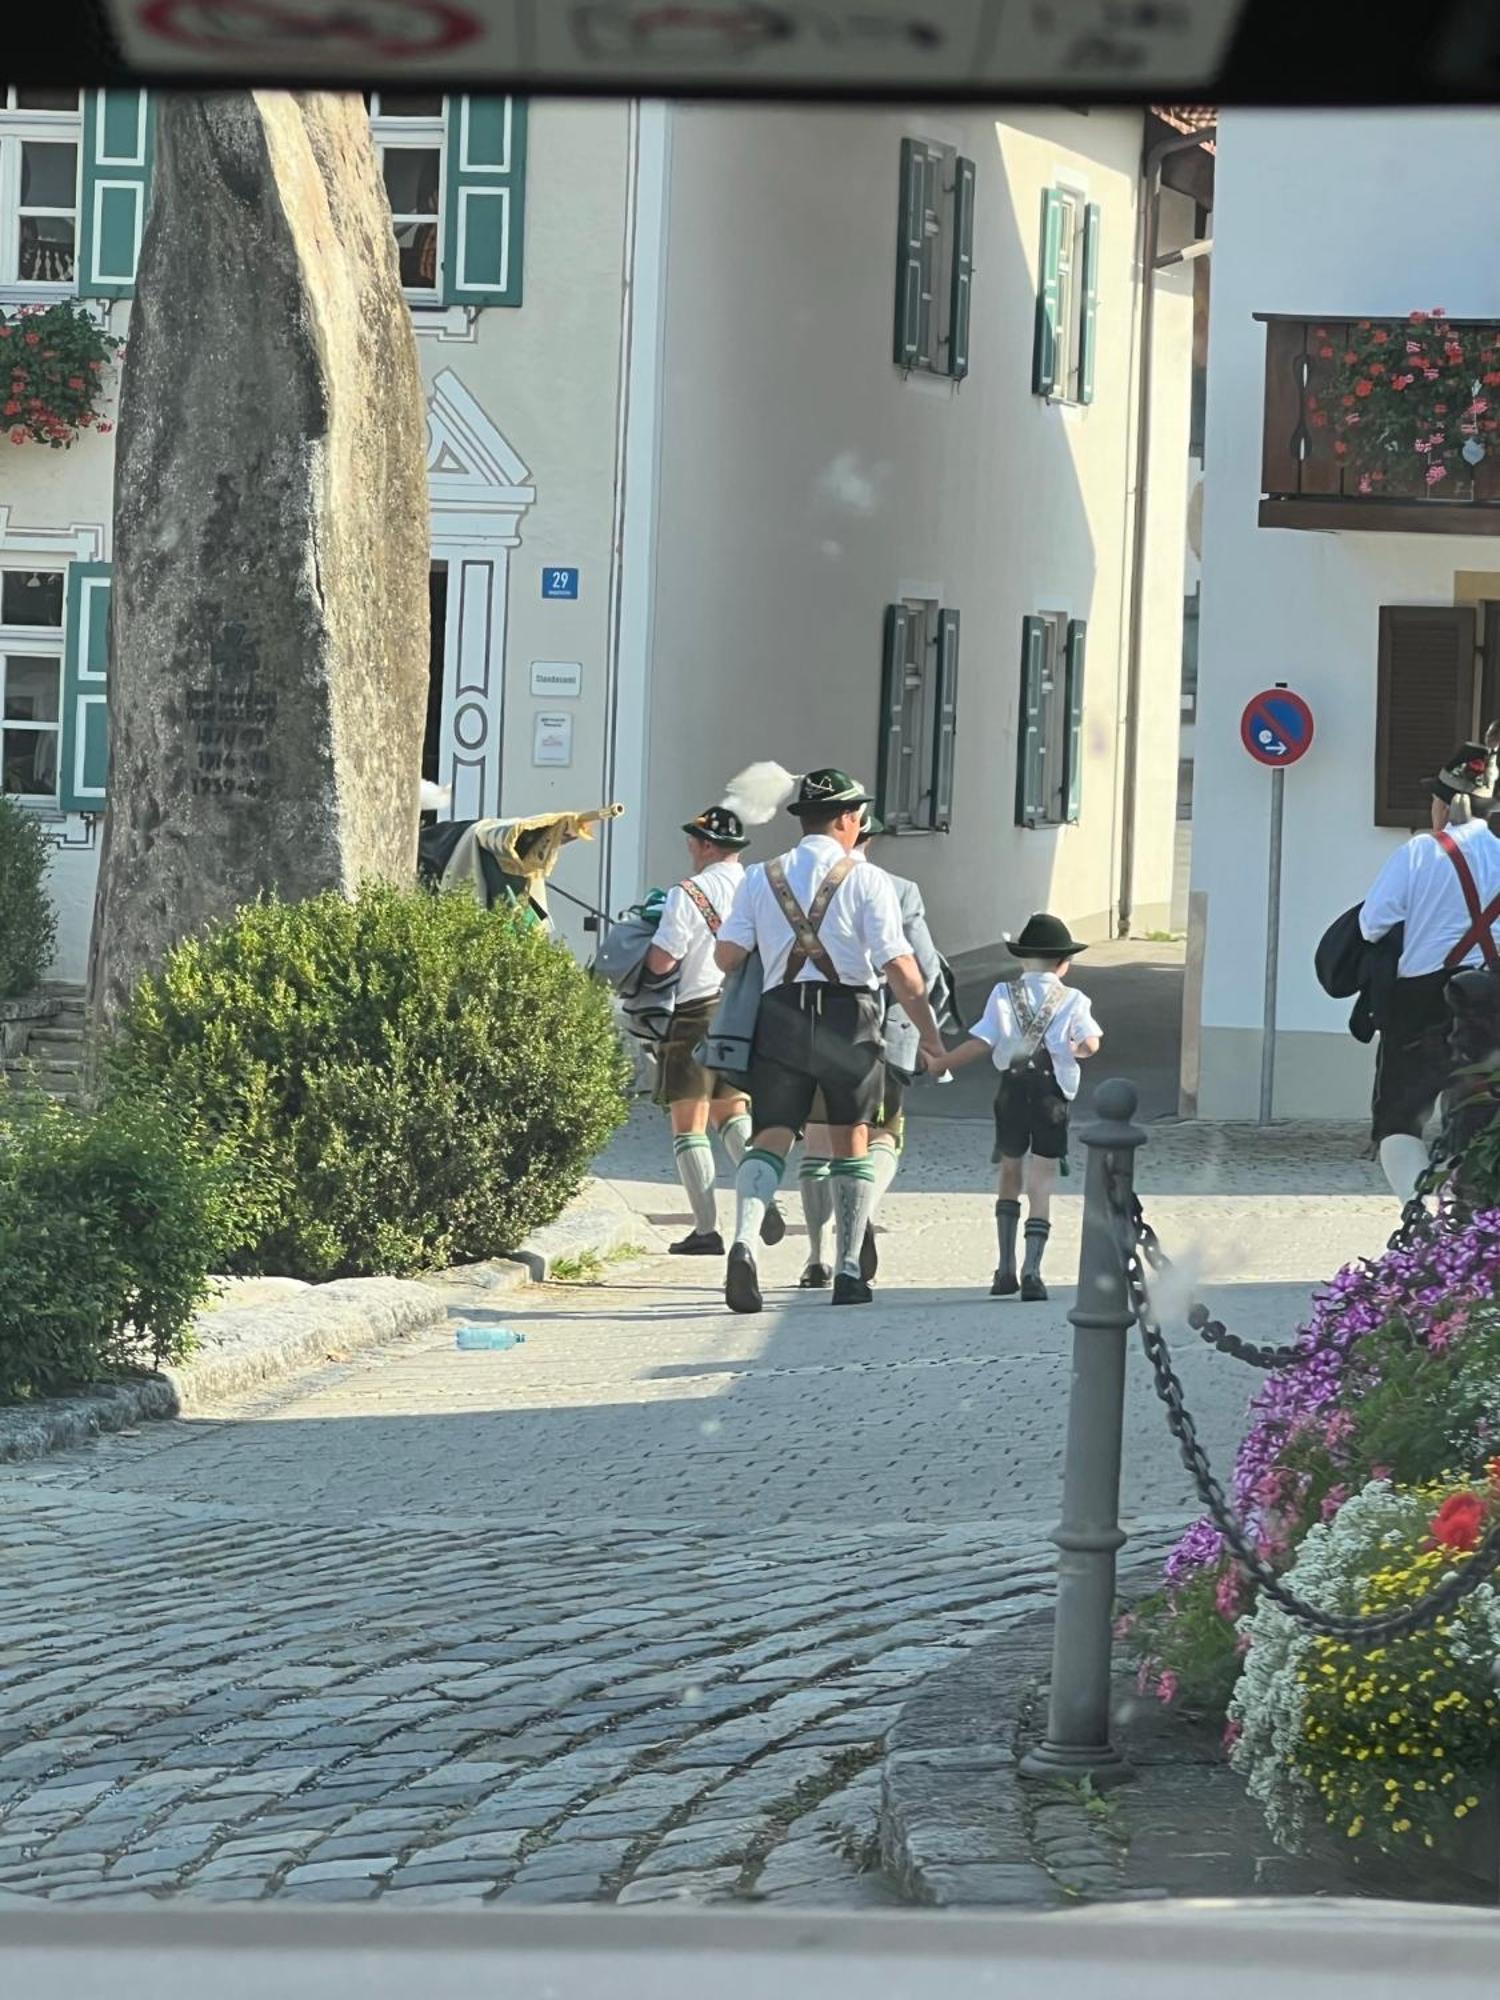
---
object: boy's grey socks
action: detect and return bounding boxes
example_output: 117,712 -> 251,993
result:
1022,1218 -> 1050,1281
672,1133 -> 718,1236
994,1199 -> 1021,1286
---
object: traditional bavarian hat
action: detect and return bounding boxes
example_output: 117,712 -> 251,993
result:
855,809 -> 885,844
1426,741 -> 1499,804
786,768 -> 875,817
1007,912 -> 1089,958
682,804 -> 749,849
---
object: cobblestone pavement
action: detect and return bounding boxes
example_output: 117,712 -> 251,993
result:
0,1109 -> 1390,1912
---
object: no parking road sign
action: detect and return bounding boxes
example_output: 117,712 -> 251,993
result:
1239,681 -> 1314,1126
1241,686 -> 1315,768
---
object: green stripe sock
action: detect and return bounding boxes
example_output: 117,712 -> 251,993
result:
672,1131 -> 717,1234
829,1156 -> 877,1280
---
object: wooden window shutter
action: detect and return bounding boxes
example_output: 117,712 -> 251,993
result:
1375,605 -> 1478,828
1078,202 -> 1101,406
878,605 -> 912,823
442,96 -> 527,308
1064,618 -> 1087,822
1032,189 -> 1065,398
932,609 -> 960,830
947,156 -> 976,381
893,140 -> 927,369
1016,616 -> 1048,826
59,563 -> 111,815
79,91 -> 154,298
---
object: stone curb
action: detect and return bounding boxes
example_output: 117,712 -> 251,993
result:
0,1180 -> 653,1465
501,1176 -> 660,1282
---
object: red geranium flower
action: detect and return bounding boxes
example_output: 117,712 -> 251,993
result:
23,333 -> 39,346
1334,441 -> 1349,457
1373,329 -> 1390,345
1319,344 -> 1335,359
1433,1492 -> 1487,1552
1343,350 -> 1358,364
1355,378 -> 1374,397
1436,403 -> 1449,414
1370,362 -> 1386,376
1312,412 -> 1328,427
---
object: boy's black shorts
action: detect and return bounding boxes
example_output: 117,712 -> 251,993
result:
992,1063 -> 1072,1163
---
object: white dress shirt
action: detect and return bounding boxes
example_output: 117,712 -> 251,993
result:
719,835 -> 910,989
1360,817 -> 1500,977
651,857 -> 744,1006
969,972 -> 1102,1101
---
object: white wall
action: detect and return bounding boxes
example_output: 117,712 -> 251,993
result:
1192,110 -> 1500,1117
639,104 -> 1193,956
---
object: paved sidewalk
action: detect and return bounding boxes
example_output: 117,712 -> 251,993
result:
0,1100 -> 1390,1912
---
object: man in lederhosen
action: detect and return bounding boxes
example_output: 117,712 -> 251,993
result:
713,768 -> 947,1312
645,805 -> 785,1255
1360,738 -> 1500,1203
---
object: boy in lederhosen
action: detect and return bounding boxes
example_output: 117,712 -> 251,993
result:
941,913 -> 1101,1301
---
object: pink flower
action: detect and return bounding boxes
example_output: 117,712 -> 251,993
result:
1214,1569 -> 1244,1619
1321,1483 -> 1349,1522
1156,1671 -> 1180,1706
1222,1718 -> 1243,1753
1427,463 -> 1448,486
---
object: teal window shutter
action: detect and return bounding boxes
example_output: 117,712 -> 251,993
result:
59,563 -> 111,815
79,91 -> 154,299
1064,618 -> 1087,823
442,96 -> 526,308
948,157 -> 975,381
893,140 -> 927,369
1078,201 -> 1101,406
877,604 -> 912,824
1016,616 -> 1047,826
932,609 -> 960,830
1032,189 -> 1064,398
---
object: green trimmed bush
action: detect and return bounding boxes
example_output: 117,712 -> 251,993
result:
106,883 -> 632,1282
0,794 -> 57,999
0,1093 -> 231,1402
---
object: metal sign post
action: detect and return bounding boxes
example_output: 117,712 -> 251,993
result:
1240,685 -> 1315,1125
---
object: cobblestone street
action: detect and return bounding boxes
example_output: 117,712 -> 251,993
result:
0,1107 -> 1390,1911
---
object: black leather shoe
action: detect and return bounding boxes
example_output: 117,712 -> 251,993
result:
990,1268 -> 1020,1297
760,1202 -> 787,1247
670,1230 -> 725,1256
725,1243 -> 763,1314
831,1272 -> 873,1306
798,1262 -> 832,1289
859,1225 -> 878,1282
1020,1273 -> 1048,1303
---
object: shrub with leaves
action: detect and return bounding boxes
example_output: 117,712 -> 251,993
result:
0,300 -> 120,448
106,884 -> 632,1282
0,793 -> 57,1000
0,1092 -> 232,1402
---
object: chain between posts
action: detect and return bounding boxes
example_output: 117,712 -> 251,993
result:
1106,1159 -> 1500,1645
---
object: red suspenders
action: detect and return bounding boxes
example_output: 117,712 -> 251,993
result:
1436,830 -> 1500,971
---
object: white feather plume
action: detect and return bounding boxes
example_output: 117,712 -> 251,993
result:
420,780 -> 453,812
721,761 -> 797,828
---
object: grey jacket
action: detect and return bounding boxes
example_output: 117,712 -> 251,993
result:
884,873 -> 959,1080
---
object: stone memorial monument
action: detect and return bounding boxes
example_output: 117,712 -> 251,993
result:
90,91 -> 429,1026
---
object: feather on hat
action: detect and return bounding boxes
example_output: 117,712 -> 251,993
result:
721,762 -> 797,827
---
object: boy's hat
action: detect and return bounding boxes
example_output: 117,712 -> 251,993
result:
682,804 -> 749,849
1426,741 -> 1498,804
1008,912 -> 1088,959
855,808 -> 885,844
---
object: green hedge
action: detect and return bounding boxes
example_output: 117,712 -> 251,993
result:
107,884 -> 632,1282
0,794 -> 57,1000
0,1094 -> 230,1403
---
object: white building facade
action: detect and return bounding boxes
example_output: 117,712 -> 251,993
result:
1186,109 -> 1500,1119
0,89 -> 1202,983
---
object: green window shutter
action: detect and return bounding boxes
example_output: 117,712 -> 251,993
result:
1032,188 -> 1064,398
877,604 -> 912,824
59,563 -> 111,814
893,139 -> 927,369
932,609 -> 960,830
79,91 -> 154,298
442,96 -> 527,308
1078,201 -> 1101,405
1064,618 -> 1087,823
1016,616 -> 1047,827
948,156 -> 975,381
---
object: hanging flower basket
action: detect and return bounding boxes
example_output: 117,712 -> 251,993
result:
0,300 -> 122,450
1324,310 -> 1500,496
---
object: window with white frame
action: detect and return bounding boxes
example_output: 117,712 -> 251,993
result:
1032,184 -> 1100,405
0,568 -> 64,801
0,87 -> 82,291
366,92 -> 445,300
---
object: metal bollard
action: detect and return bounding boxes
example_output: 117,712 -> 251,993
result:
1019,1077 -> 1146,1787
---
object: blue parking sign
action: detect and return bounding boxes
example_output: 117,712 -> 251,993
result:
542,567 -> 580,601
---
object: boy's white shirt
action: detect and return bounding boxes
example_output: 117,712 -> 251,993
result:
969,970 -> 1101,1101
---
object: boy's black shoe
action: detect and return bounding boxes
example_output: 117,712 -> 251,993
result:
990,1268 -> 1020,1298
799,1262 -> 832,1289
725,1244 -> 763,1315
831,1272 -> 873,1306
1020,1272 -> 1048,1303
859,1225 -> 878,1282
670,1229 -> 725,1257
760,1202 -> 787,1247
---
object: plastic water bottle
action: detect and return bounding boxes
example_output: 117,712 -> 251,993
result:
455,1326 -> 526,1352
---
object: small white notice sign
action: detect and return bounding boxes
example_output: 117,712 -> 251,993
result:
532,712 -> 574,768
530,660 -> 583,699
